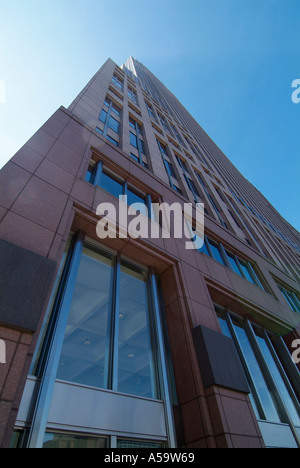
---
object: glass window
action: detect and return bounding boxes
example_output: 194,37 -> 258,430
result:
95,127 -> 103,135
111,103 -> 121,116
99,109 -> 107,123
130,132 -> 138,148
225,251 -> 243,276
127,188 -> 148,217
199,238 -> 210,256
279,287 -> 300,313
111,74 -> 123,91
106,135 -> 118,146
207,240 -> 226,266
254,328 -> 300,426
238,259 -> 256,284
130,153 -> 139,163
108,115 -> 119,134
99,171 -> 123,198
118,264 -> 158,398
56,248 -> 114,389
43,433 -> 107,449
165,160 -> 176,179
232,317 -> 282,423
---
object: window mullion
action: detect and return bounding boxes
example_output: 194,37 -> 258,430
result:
93,160 -> 104,187
263,332 -> 300,423
245,320 -> 295,426
225,312 -> 266,420
111,254 -> 121,392
27,231 -> 86,448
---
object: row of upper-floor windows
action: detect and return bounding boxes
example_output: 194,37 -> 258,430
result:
106,72 -> 300,266
199,232 -> 300,312
85,158 -> 300,314
111,70 -> 201,160
197,233 -> 266,290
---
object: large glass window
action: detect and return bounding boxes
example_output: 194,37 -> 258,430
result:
278,285 -> 300,313
100,171 -> 124,198
96,96 -> 121,147
217,309 -> 300,448
48,241 -> 160,399
207,239 -> 226,266
129,118 -> 147,166
56,248 -> 114,389
118,264 -> 158,398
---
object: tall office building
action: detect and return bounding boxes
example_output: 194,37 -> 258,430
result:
0,57 -> 299,449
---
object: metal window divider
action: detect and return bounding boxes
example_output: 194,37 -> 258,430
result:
225,311 -> 267,421
149,270 -> 177,448
263,331 -> 300,420
27,230 -> 86,448
245,320 -> 300,448
110,254 -> 121,392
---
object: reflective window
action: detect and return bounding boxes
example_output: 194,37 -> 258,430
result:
43,433 -> 107,449
254,328 -> 300,426
57,248 -> 114,389
127,188 -> 148,217
49,242 -> 161,400
207,239 -> 226,266
238,259 -> 256,284
108,115 -> 119,134
231,317 -> 282,423
279,286 -> 300,313
118,264 -> 158,398
100,171 -> 123,198
217,309 -> 300,441
111,74 -> 123,91
225,251 -> 242,276
130,131 -> 138,148
99,109 -> 108,123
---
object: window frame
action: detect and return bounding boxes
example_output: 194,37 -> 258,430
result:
216,307 -> 300,447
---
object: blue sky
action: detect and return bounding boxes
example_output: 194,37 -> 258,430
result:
0,0 -> 299,230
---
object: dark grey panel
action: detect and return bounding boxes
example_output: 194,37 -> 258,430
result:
192,325 -> 250,393
0,239 -> 57,332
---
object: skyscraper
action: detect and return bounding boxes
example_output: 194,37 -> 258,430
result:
0,57 -> 299,448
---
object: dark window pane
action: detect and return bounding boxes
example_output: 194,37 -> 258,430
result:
43,433 -> 107,449
165,160 -> 176,178
199,239 -> 210,256
108,115 -> 119,134
100,172 -> 123,197
232,319 -> 282,423
127,188 -> 148,217
99,109 -> 107,123
208,240 -> 225,265
130,132 -> 138,148
226,251 -> 243,276
238,260 -> 256,284
139,138 -> 146,155
106,135 -> 118,146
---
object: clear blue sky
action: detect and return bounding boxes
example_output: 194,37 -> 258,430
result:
0,0 -> 299,231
